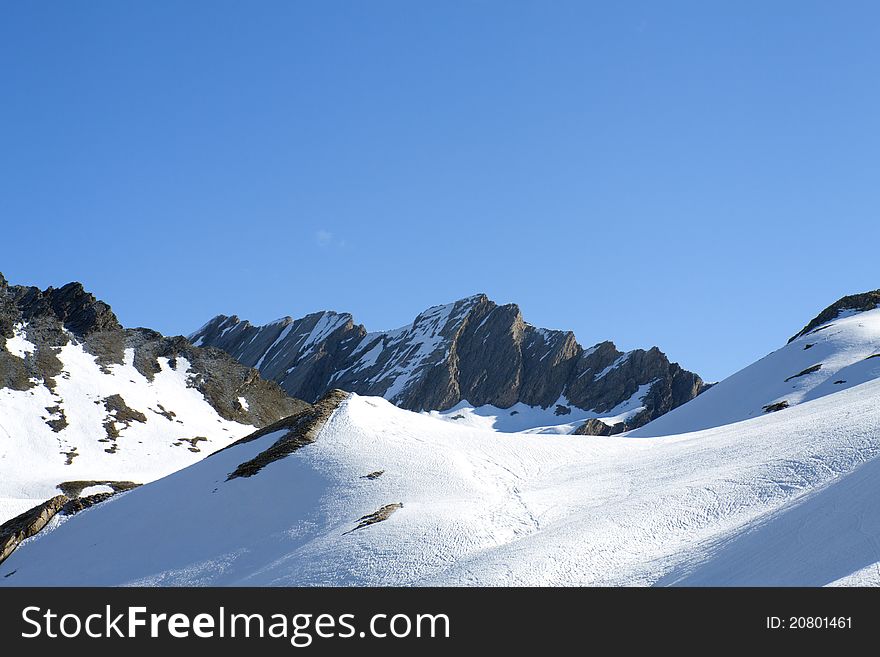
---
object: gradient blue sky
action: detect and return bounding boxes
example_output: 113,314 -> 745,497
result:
2,1 -> 879,381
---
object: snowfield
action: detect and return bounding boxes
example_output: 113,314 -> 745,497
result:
0,339 -> 256,523
4,376 -> 880,586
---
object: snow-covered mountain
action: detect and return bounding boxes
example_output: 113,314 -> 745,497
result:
4,377 -> 880,586
0,273 -> 307,525
190,294 -> 706,433
631,289 -> 880,437
7,284 -> 880,585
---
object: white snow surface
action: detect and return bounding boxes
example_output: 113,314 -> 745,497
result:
4,323 -> 36,359
0,338 -> 257,523
5,377 -> 880,587
78,485 -> 116,497
426,386 -> 651,435
631,307 -> 880,437
827,564 -> 880,587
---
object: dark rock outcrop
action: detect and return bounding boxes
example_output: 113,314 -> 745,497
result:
44,405 -> 68,432
223,389 -> 348,480
101,393 -> 148,444
61,493 -> 115,516
343,503 -> 403,535
0,496 -> 67,565
784,364 -> 823,382
573,418 -> 626,436
763,401 -> 789,413
192,295 -> 707,430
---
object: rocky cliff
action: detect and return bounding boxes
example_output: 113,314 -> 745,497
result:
191,294 -> 706,430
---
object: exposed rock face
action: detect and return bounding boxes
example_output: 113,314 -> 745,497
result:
573,418 -> 626,436
343,503 -> 404,535
192,295 -> 706,429
191,311 -> 365,404
60,493 -> 116,516
0,273 -> 308,427
789,290 -> 880,343
763,401 -> 790,413
784,364 -> 823,382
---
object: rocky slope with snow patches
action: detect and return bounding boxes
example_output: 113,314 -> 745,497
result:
0,273 -> 308,523
4,377 -> 880,586
191,294 -> 706,433
631,289 -> 880,437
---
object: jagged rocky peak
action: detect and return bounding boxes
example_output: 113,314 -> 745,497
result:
789,289 -> 880,343
1,278 -> 120,340
191,293 -> 706,430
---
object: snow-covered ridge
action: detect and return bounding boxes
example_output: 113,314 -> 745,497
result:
632,305 -> 880,437
5,378 -> 880,586
788,288 -> 880,342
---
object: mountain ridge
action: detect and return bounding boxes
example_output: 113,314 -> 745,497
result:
191,293 -> 707,432
632,288 -> 880,437
789,289 -> 880,343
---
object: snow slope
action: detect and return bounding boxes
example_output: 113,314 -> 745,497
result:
631,307 -> 880,437
0,339 -> 257,523
4,378 -> 880,586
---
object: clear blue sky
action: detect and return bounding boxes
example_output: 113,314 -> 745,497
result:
2,1 -> 879,382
